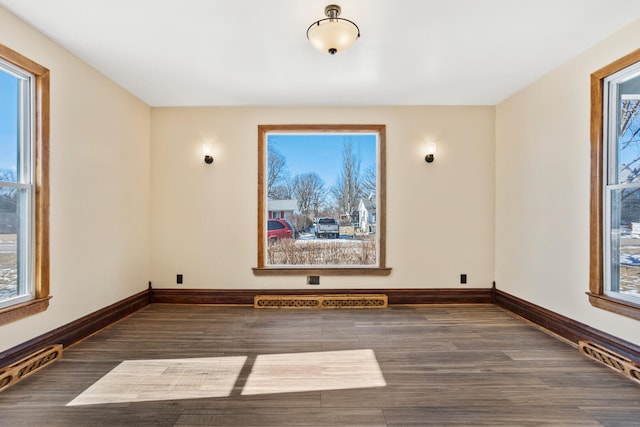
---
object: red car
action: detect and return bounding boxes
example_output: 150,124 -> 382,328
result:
267,219 -> 296,240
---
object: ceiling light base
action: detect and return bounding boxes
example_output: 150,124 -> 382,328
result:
325,5 -> 341,18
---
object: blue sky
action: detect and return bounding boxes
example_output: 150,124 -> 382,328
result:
267,133 -> 377,191
0,69 -> 18,171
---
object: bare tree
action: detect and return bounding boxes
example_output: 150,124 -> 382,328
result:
267,146 -> 288,198
0,168 -> 16,182
270,182 -> 294,200
0,168 -> 18,233
620,101 -> 640,176
292,172 -> 326,217
0,168 -> 17,203
361,164 -> 376,199
331,140 -> 362,215
616,100 -> 640,225
620,100 -> 640,201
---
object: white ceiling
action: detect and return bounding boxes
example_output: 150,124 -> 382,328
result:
1,0 -> 640,107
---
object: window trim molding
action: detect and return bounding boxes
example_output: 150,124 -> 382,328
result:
589,48 -> 640,320
253,124 -> 390,276
0,43 -> 50,326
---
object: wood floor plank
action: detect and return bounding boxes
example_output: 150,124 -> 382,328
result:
0,304 -> 639,426
175,409 -> 387,427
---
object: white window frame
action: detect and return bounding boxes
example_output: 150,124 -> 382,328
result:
602,64 -> 640,305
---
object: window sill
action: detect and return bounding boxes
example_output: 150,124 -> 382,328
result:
587,292 -> 640,321
0,297 -> 51,327
253,267 -> 392,276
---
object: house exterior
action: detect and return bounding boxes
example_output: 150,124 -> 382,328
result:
357,198 -> 376,233
267,199 -> 298,220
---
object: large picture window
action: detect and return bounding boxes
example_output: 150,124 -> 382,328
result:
590,49 -> 640,320
254,125 -> 390,276
0,44 -> 49,325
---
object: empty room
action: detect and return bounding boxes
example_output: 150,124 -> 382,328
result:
0,1 -> 640,426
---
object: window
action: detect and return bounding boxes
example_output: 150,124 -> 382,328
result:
0,44 -> 50,326
268,221 -> 285,231
254,125 -> 390,275
590,49 -> 640,320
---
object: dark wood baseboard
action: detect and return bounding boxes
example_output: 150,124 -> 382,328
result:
0,289 -> 150,366
3,285 -> 638,371
494,288 -> 640,361
150,287 -> 494,305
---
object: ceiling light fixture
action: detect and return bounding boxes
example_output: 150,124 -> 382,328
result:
307,4 -> 360,55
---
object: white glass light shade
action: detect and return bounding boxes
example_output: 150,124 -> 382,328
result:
424,141 -> 436,163
202,143 -> 214,164
307,19 -> 359,55
426,142 -> 437,156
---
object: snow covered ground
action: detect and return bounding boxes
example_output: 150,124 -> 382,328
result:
0,235 -> 16,300
618,238 -> 640,298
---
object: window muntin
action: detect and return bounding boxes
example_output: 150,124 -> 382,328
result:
0,60 -> 35,310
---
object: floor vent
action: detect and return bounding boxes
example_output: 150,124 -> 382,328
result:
579,341 -> 640,385
254,294 -> 388,309
0,344 -> 63,393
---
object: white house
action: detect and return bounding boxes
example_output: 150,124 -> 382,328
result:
357,198 -> 376,234
267,199 -> 298,220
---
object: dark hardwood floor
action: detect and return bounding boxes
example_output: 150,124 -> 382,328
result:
1,304 -> 639,426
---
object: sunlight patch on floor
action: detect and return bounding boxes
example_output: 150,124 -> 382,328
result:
67,349 -> 386,406
66,356 -> 247,406
241,349 -> 386,395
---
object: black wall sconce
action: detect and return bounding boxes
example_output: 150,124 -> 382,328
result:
424,142 -> 436,163
202,143 -> 214,164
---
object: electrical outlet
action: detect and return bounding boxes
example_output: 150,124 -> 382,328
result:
307,276 -> 320,285
460,274 -> 467,284
177,274 -> 183,284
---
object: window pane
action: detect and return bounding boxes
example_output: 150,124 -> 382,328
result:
609,187 -> 640,301
265,133 -> 378,266
615,74 -> 640,184
0,68 -> 20,182
0,186 -> 21,306
268,220 -> 284,230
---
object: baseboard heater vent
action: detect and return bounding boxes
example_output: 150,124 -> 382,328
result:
0,344 -> 63,393
579,341 -> 640,385
254,294 -> 388,309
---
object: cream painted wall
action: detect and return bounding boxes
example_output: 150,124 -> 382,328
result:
150,106 -> 495,290
495,19 -> 640,345
0,9 -> 151,352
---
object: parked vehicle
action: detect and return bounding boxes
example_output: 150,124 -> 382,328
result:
315,217 -> 340,239
267,219 -> 296,240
